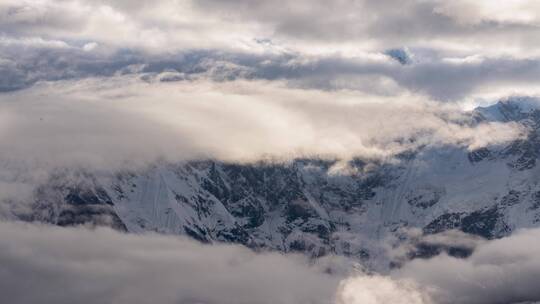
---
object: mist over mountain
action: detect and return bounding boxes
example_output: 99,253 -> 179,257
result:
4,97 -> 539,268
2,0 -> 540,303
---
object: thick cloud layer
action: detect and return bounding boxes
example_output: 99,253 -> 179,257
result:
0,76 -> 524,165
2,0 -> 540,101
4,222 -> 540,304
3,42 -> 540,100
2,0 -> 540,55
0,221 -> 343,304
341,228 -> 540,304
336,276 -> 430,304
394,228 -> 540,304
0,76 -> 524,203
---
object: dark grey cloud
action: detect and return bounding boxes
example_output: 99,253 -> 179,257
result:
393,57 -> 540,100
2,40 -> 540,101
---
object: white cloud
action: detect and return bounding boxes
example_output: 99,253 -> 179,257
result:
0,0 -> 265,53
82,41 -> 98,51
336,276 -> 431,304
394,228 -> 540,304
0,221 -> 345,304
433,0 -> 540,26
2,0 -> 540,100
4,221 -> 540,304
2,0 -> 540,57
0,76 -> 523,171
0,75 -> 524,205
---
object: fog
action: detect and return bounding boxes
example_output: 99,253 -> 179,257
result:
3,222 -> 540,304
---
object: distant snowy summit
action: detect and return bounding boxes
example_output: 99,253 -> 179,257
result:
475,97 -> 540,122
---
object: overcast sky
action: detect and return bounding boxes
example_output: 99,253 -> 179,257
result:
1,0 -> 540,98
1,0 -> 537,172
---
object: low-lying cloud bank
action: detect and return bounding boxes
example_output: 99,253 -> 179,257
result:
0,221 -> 343,304
0,76 -> 523,168
3,221 -> 540,304
392,228 -> 540,304
0,76 -> 524,202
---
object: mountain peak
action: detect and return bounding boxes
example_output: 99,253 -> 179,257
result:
474,96 -> 540,122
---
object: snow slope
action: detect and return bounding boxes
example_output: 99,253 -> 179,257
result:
13,97 -> 540,270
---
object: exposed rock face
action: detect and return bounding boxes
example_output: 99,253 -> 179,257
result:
10,98 -> 540,269
29,172 -> 127,231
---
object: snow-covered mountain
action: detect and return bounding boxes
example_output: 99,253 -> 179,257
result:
11,98 -> 540,269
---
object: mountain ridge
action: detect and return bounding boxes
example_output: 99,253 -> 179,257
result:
6,97 -> 540,270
